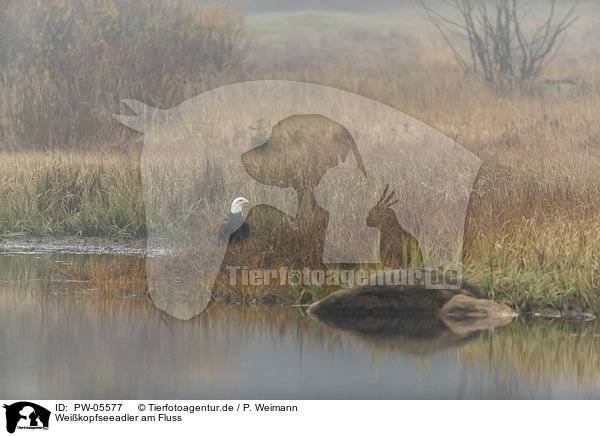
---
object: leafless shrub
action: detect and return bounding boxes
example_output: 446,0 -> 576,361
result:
416,0 -> 579,86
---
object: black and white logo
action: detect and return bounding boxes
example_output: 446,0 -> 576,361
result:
3,402 -> 50,434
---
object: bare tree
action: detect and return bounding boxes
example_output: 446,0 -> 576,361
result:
416,0 -> 579,85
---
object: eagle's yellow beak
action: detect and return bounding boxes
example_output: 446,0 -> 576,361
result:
242,199 -> 249,205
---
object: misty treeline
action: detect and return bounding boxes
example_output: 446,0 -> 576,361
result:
0,0 -> 245,150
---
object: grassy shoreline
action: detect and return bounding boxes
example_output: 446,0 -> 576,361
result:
2,76 -> 600,313
0,224 -> 598,315
1,3 -> 600,314
1,72 -> 600,313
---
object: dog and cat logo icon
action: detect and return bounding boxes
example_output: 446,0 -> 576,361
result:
3,402 -> 50,433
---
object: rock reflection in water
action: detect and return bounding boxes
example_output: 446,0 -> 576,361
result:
308,311 -> 482,355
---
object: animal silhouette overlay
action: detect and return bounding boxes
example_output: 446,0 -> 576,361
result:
114,80 -> 481,320
3,402 -> 50,433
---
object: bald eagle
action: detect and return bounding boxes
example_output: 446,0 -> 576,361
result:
218,197 -> 250,243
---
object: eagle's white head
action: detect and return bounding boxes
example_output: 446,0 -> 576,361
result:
230,197 -> 249,214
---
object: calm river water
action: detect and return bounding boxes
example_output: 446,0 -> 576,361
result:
2,249 -> 600,399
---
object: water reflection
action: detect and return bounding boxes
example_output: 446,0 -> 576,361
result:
312,313 -> 482,356
1,251 -> 600,399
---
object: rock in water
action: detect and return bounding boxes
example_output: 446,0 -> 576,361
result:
439,294 -> 516,335
308,286 -> 459,320
308,283 -> 483,319
308,282 -> 516,339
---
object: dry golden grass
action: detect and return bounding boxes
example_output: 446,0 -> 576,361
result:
2,63 -> 600,312
0,151 -> 145,236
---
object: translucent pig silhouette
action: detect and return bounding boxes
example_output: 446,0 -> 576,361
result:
114,80 -> 481,319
